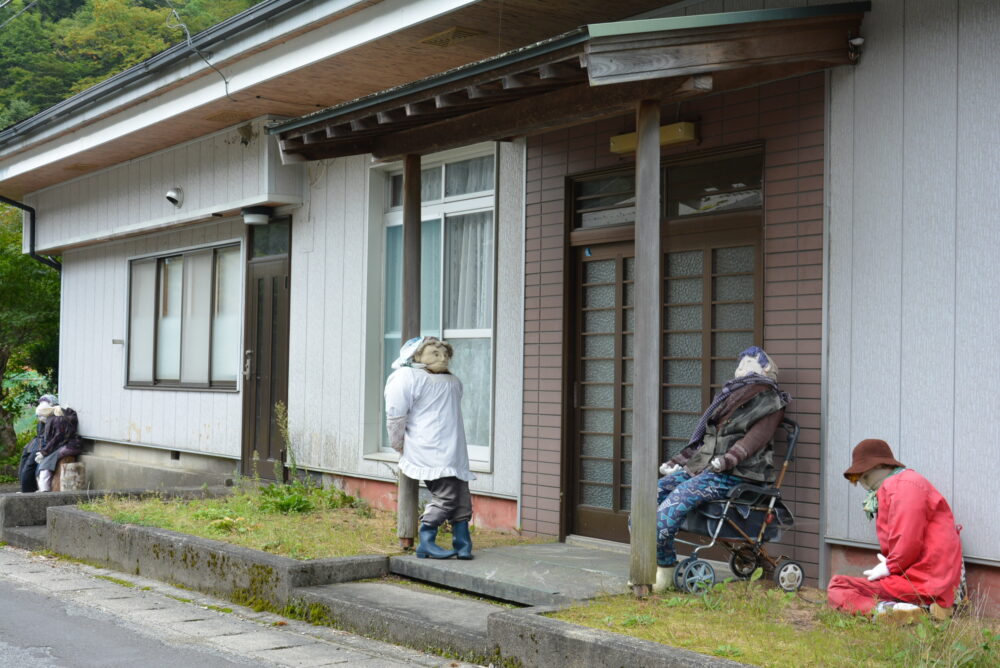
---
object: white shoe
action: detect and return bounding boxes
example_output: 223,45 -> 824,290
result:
653,566 -> 676,594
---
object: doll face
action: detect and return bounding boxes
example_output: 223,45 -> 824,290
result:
734,355 -> 765,379
415,341 -> 451,373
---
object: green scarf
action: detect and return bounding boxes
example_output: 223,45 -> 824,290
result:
862,467 -> 906,521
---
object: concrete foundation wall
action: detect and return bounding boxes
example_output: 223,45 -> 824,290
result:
80,441 -> 237,490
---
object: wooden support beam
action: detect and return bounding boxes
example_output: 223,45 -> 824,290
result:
326,123 -> 351,138
377,108 -> 408,125
435,91 -> 471,108
302,130 -> 328,144
405,100 -> 438,117
630,98 -> 661,591
372,76 -> 705,160
350,117 -> 379,132
397,153 -> 422,550
538,61 -> 585,81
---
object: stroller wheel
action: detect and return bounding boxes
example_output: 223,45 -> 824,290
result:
679,559 -> 716,594
774,559 -> 804,592
729,547 -> 760,580
673,558 -> 694,590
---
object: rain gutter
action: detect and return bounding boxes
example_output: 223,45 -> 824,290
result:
0,194 -> 61,272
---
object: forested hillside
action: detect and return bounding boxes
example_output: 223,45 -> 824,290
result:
0,0 -> 262,130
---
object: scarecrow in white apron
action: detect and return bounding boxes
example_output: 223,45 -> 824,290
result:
385,336 -> 475,559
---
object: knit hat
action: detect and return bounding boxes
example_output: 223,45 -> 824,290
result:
735,346 -> 779,380
843,439 -> 905,480
38,394 -> 58,406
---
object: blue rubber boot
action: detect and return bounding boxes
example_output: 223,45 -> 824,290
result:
416,524 -> 457,559
451,520 -> 473,560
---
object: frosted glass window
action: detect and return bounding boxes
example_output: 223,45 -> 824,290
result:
128,243 -> 241,388
211,246 -> 241,383
128,259 -> 156,382
181,251 -> 212,384
156,256 -> 183,381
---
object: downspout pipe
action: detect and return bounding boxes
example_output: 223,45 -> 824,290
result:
0,194 -> 61,272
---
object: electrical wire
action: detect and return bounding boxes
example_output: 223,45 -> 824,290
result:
0,0 -> 42,32
165,7 -> 238,103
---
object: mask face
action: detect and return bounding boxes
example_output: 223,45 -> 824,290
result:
415,342 -> 451,373
858,469 -> 880,491
734,355 -> 765,379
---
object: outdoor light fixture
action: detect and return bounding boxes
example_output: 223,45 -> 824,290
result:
609,122 -> 697,154
165,187 -> 184,207
241,205 -> 273,225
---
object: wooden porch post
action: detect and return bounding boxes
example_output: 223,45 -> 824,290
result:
630,99 -> 661,594
397,153 -> 421,549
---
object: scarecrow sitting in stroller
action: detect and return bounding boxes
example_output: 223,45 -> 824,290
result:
653,347 -> 802,594
672,417 -> 802,593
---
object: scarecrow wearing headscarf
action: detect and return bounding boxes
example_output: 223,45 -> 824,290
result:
385,336 -> 476,560
18,394 -> 59,493
651,346 -> 791,592
827,439 -> 964,623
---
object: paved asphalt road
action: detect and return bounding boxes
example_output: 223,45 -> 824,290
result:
0,545 -> 479,668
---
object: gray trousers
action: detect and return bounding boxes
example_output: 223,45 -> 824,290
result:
421,477 -> 472,527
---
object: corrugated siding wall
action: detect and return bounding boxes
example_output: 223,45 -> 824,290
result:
286,142 -> 524,498
26,118 -> 299,252
59,219 -> 245,456
825,0 -> 1000,564
522,75 -> 827,579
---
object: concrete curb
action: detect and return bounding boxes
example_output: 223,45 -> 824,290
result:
293,582 -> 496,659
487,605 -> 755,668
46,506 -> 388,607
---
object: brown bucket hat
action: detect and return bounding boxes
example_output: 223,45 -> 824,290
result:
843,439 -> 905,480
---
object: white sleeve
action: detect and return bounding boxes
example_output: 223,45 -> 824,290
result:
384,369 -> 414,419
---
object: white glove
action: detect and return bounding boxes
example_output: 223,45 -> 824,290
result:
864,553 -> 890,581
709,456 -> 726,473
34,452 -> 44,464
659,462 -> 681,476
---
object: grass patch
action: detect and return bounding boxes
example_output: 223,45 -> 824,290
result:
95,574 -> 136,588
79,480 -> 541,560
549,581 -> 999,668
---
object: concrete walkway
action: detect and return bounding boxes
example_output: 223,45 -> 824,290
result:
0,545 -> 480,668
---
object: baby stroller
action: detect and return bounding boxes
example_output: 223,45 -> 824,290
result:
672,418 -> 804,594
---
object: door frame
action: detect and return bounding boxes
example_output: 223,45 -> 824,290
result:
560,145 -> 766,543
240,219 -> 292,480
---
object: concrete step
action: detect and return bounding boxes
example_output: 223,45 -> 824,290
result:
390,542 -> 630,606
4,525 -> 48,550
294,581 -> 499,659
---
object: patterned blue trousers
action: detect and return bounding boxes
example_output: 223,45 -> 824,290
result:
656,470 -> 741,566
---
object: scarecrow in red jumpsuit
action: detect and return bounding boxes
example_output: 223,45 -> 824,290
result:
827,439 -> 964,623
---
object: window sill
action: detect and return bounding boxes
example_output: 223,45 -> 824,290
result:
363,450 -> 492,474
124,384 -> 239,393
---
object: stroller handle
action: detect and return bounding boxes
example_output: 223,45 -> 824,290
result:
780,418 -> 800,462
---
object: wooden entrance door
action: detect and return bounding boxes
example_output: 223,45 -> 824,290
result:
242,220 -> 291,480
571,242 -> 635,541
569,221 -> 762,542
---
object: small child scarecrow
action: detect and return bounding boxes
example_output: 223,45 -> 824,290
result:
385,336 -> 475,559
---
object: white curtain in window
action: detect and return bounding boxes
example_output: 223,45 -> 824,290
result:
445,156 -> 494,197
128,259 -> 156,382
211,246 -> 241,383
156,256 -> 183,381
448,337 -> 491,448
445,211 -> 493,330
181,251 -> 212,384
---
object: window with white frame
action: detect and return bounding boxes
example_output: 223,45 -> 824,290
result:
128,243 -> 242,388
382,150 -> 496,464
